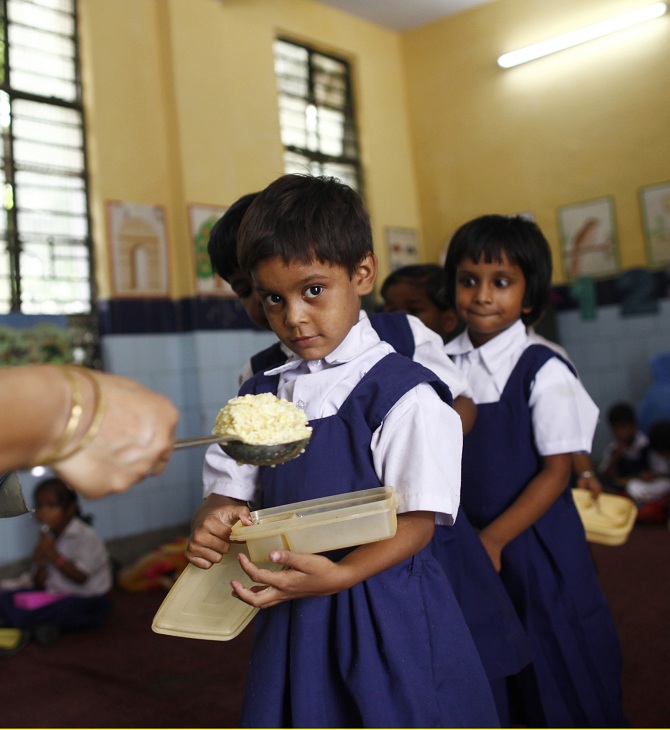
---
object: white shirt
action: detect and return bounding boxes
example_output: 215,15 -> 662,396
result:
46,517 -> 112,596
238,314 -> 472,400
205,312 -> 463,525
445,320 -> 598,456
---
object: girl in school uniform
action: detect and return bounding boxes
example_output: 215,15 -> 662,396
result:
443,214 -> 628,728
0,477 -> 112,642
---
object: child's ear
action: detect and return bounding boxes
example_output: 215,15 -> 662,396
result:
354,252 -> 377,296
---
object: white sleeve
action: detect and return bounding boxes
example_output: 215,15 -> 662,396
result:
529,358 -> 599,456
406,315 -> 473,399
371,381 -> 462,525
203,443 -> 260,503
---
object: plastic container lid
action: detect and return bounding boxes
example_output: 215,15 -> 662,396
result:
151,543 -> 283,641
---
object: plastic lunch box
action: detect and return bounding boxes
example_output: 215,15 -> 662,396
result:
572,489 -> 637,546
229,486 -> 399,563
152,486 -> 399,641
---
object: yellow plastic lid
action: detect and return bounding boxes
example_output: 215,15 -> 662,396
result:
152,543 -> 282,641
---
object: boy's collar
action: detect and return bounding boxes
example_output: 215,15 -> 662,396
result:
266,312 -> 377,375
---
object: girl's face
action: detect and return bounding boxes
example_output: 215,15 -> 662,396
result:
252,253 -> 376,361
383,282 -> 451,340
455,254 -> 531,347
34,489 -> 75,536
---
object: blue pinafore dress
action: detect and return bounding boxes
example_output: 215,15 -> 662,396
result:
460,345 -> 628,728
238,353 -> 499,728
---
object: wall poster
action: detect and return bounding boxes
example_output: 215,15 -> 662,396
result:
188,203 -> 234,296
639,181 -> 670,267
385,227 -> 420,271
558,196 -> 619,280
106,201 -> 170,297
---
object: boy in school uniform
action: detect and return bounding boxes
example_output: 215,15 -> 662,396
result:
186,174 -> 498,728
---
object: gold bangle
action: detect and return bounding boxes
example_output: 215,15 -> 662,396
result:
51,367 -> 106,463
34,366 -> 84,466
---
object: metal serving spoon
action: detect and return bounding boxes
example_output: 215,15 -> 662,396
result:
174,434 -> 310,466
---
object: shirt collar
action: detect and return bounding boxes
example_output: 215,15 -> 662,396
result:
265,311 -> 379,376
445,319 -> 527,371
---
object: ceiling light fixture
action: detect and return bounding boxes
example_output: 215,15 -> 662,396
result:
497,2 -> 667,68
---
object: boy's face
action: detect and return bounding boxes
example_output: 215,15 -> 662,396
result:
455,254 -> 531,347
228,268 -> 272,331
252,253 -> 377,361
383,281 -> 454,341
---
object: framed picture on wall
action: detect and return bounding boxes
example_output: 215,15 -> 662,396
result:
106,201 -> 170,298
187,203 -> 234,296
558,196 -> 619,280
385,227 -> 420,271
639,181 -> 670,267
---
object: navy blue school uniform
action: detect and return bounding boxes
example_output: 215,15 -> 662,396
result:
238,353 -> 499,728
461,344 -> 628,728
248,311 -> 531,722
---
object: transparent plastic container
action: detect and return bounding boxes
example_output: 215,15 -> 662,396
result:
572,489 -> 637,546
230,486 -> 399,563
152,487 -> 399,641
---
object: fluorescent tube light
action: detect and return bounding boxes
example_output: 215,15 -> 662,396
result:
497,2 -> 667,68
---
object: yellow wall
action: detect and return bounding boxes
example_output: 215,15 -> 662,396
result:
402,0 -> 670,279
78,0 -> 670,295
78,0 -> 422,299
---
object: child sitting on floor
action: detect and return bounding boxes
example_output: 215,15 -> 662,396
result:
0,477 -> 112,645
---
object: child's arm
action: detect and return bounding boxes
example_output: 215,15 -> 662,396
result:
185,493 -> 252,569
453,395 -> 477,434
572,451 -> 603,497
478,453 -> 572,572
230,510 -> 435,608
33,530 -> 89,584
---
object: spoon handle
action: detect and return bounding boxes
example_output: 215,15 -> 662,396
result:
174,435 -> 234,450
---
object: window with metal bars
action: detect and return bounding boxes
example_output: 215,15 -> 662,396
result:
0,0 -> 94,319
273,37 -> 363,193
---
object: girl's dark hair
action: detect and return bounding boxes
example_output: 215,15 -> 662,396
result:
380,264 -> 448,310
34,477 -> 92,524
237,174 -> 372,276
443,214 -> 552,326
207,192 -> 259,282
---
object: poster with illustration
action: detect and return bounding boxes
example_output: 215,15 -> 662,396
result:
640,181 -> 670,267
386,227 -> 420,271
106,201 -> 170,297
188,203 -> 233,296
558,197 -> 619,280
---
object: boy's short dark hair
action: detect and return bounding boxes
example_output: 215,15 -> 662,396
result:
237,174 -> 372,276
207,192 -> 259,282
607,402 -> 637,426
443,214 -> 552,326
381,264 -> 447,310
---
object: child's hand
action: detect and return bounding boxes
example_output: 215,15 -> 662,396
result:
33,530 -> 58,565
478,530 -> 503,572
186,493 -> 252,569
231,550 -> 354,608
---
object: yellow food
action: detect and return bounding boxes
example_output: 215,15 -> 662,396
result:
213,393 -> 312,445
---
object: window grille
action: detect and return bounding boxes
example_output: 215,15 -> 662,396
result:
0,0 -> 94,319
273,38 -> 363,193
